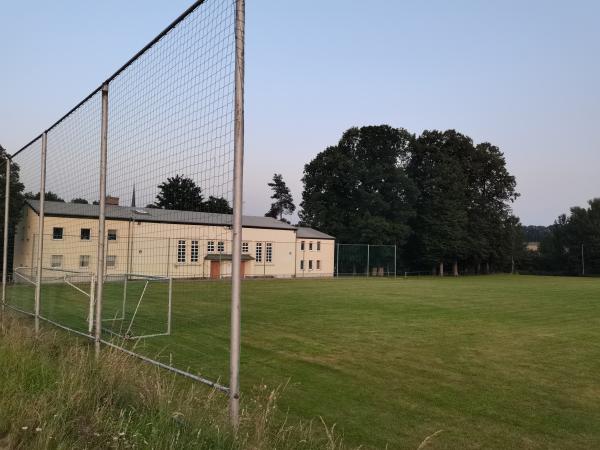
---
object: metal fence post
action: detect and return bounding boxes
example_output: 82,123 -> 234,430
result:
95,82 -> 109,355
1,155 -> 11,311
581,243 -> 585,276
394,245 -> 397,279
335,242 -> 339,277
229,0 -> 245,431
367,244 -> 370,277
34,132 -> 48,334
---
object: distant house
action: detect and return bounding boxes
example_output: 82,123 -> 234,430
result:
526,242 -> 540,252
14,200 -> 335,279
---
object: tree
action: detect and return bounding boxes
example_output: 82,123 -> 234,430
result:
24,191 -> 65,202
265,174 -> 295,221
0,151 -> 26,275
154,175 -> 203,211
70,198 -> 89,204
300,125 -> 417,247
203,196 -> 233,214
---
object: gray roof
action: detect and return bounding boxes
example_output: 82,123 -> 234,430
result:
25,200 -> 297,231
295,227 -> 335,240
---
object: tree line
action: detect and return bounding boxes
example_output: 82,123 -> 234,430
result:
298,125 -> 521,275
521,199 -> 600,275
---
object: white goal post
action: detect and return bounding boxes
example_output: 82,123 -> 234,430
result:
13,266 -> 96,333
102,273 -> 173,341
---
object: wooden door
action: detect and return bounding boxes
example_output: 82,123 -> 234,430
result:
210,261 -> 220,279
240,261 -> 246,279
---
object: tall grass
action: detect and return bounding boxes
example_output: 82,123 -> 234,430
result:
0,313 -> 347,449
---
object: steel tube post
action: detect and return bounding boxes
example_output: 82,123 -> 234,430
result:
581,244 -> 585,276
394,245 -> 397,279
2,156 -> 11,311
336,243 -> 339,277
34,133 -> 48,334
229,0 -> 245,431
95,83 -> 109,355
367,244 -> 370,277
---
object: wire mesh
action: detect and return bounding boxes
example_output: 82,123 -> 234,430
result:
335,244 -> 397,277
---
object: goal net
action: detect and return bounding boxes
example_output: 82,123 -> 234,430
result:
13,266 -> 96,333
102,273 -> 173,340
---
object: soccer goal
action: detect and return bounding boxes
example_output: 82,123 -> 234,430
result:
102,273 -> 172,340
13,266 -> 96,333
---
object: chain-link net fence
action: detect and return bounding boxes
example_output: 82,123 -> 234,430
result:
335,244 -> 397,277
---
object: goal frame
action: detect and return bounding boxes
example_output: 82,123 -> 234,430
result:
102,273 -> 173,341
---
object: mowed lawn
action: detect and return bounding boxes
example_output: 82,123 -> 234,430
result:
6,275 -> 600,449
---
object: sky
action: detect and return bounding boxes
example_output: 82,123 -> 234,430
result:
1,0 -> 599,226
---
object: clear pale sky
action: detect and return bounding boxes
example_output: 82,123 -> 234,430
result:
1,0 -> 598,225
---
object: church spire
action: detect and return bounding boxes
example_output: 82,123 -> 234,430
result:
131,184 -> 136,207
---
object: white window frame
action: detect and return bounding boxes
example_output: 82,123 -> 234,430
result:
300,240 -> 305,251
207,241 -> 215,253
107,229 -> 118,241
191,240 -> 199,263
79,255 -> 90,269
317,241 -> 321,251
217,241 -> 225,253
177,240 -> 186,263
51,255 -> 63,268
242,242 -> 249,253
266,242 -> 273,263
106,255 -> 117,267
256,242 -> 263,263
308,260 -> 313,270
52,227 -> 63,240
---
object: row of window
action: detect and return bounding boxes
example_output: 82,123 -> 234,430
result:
52,227 -> 118,241
50,254 -> 117,269
176,240 -> 274,264
300,260 -> 321,270
300,241 -> 322,251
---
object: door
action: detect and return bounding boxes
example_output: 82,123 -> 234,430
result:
240,261 -> 246,279
210,261 -> 220,279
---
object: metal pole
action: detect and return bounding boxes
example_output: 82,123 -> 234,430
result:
367,244 -> 370,277
95,82 -> 109,355
167,277 -> 173,335
335,243 -> 339,277
229,0 -> 245,431
2,157 -> 11,311
34,132 -> 48,334
581,243 -> 585,276
394,245 -> 397,279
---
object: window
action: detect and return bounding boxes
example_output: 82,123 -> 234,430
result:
107,229 -> 117,241
300,260 -> 304,270
191,241 -> 199,263
317,260 -> 321,270
52,227 -> 63,240
106,255 -> 117,267
266,243 -> 273,263
308,260 -> 313,270
309,242 -> 313,251
300,241 -> 305,251
177,240 -> 186,263
79,255 -> 90,268
207,241 -> 215,253
242,242 -> 249,253
217,241 -> 225,253
317,241 -> 321,251
80,228 -> 91,241
51,255 -> 63,268
256,242 -> 263,263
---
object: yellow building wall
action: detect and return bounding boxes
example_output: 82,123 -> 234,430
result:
295,238 -> 335,278
13,209 -> 335,279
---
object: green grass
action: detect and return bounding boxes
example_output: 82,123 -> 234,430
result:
6,275 -> 600,449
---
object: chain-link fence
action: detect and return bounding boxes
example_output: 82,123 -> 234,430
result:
335,244 -> 397,277
0,0 -> 247,418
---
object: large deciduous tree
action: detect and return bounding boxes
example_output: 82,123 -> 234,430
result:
265,173 -> 295,222
0,152 -> 26,275
154,175 -> 204,211
300,125 -> 417,246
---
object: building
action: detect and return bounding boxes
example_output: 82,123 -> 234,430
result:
14,200 -> 335,279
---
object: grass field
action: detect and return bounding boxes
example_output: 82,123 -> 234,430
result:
6,275 -> 600,449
